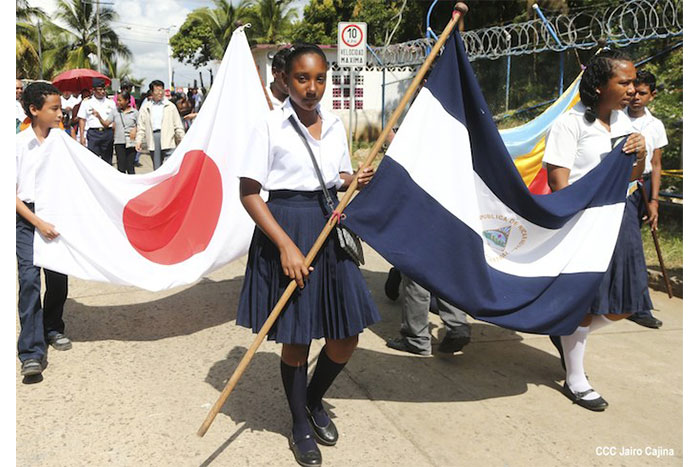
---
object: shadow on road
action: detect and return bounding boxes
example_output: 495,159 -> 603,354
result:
63,276 -> 243,342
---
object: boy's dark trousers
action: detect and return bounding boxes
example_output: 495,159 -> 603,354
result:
87,127 -> 114,165
630,176 -> 654,320
16,204 -> 68,362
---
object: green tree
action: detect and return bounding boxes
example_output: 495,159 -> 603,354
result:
290,0 -> 355,45
170,0 -> 254,67
44,0 -> 132,75
104,54 -> 144,91
16,0 -> 48,78
248,0 -> 298,43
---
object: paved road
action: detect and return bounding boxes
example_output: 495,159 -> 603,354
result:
16,248 -> 683,466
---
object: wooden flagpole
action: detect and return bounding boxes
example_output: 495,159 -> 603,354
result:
197,2 -> 469,438
637,180 -> 673,299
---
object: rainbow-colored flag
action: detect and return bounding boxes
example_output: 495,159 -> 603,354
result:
500,76 -> 582,194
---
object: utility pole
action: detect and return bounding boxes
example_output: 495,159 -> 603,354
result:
96,0 -> 102,73
37,19 -> 43,80
158,26 -> 175,90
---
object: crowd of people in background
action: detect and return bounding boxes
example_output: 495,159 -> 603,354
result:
16,76 -> 205,174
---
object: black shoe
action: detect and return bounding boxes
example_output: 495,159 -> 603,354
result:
562,383 -> 608,412
305,406 -> 338,446
384,267 -> 401,301
437,333 -> 470,353
134,161 -> 143,167
627,314 -> 663,329
47,333 -> 72,351
549,335 -> 565,371
386,337 -> 431,356
288,434 -> 322,467
20,359 -> 43,376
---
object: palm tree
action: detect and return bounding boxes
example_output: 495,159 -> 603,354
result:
188,0 -> 254,61
16,0 -> 48,78
248,0 -> 298,44
104,54 -> 143,90
46,0 -> 132,76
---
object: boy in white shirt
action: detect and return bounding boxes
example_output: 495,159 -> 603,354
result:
16,83 -> 72,382
625,70 -> 668,329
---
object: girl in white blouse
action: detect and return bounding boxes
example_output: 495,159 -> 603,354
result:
237,44 -> 378,467
543,49 -> 647,412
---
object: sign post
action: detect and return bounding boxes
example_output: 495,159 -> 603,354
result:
338,22 -> 367,156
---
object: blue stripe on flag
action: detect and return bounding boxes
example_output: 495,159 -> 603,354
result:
344,157 -> 597,335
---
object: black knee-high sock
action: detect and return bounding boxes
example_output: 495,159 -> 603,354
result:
307,347 -> 347,426
280,359 -> 315,449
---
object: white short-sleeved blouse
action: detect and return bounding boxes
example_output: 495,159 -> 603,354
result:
16,127 -> 61,203
238,98 -> 353,191
625,107 -> 668,175
543,102 -> 634,184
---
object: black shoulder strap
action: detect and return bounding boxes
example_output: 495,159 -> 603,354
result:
287,115 -> 335,209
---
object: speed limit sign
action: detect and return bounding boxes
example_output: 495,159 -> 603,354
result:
338,22 -> 367,67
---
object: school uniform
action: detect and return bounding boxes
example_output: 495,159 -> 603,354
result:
270,91 -> 285,110
544,102 -> 650,315
77,95 -> 117,164
236,98 -> 380,344
16,127 -> 68,363
625,107 -> 669,321
114,107 -> 139,174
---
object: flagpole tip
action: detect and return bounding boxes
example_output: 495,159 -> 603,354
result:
453,2 -> 469,16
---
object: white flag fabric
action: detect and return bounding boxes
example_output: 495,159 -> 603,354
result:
33,28 -> 269,291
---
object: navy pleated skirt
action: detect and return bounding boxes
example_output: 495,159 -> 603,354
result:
589,188 -> 653,315
236,189 -> 381,344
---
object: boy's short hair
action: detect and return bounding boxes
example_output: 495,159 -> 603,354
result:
22,82 -> 61,119
149,79 -> 165,91
635,70 -> 657,92
272,47 -> 292,72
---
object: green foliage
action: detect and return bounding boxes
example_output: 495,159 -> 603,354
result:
170,8 -> 221,67
171,0 -> 297,65
15,0 -> 48,78
642,208 -> 682,271
291,0 -> 423,46
248,0 -> 298,44
640,46 -> 683,193
290,0 -> 354,45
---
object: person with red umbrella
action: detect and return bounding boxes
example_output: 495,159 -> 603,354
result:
77,78 -> 118,165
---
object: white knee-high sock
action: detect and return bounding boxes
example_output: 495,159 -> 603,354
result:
561,325 -> 600,400
588,314 -> 614,333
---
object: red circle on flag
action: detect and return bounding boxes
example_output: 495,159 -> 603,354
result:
122,150 -> 223,265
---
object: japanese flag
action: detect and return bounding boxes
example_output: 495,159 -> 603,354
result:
33,27 -> 269,291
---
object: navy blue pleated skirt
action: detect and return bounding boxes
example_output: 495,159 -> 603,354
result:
236,189 -> 381,344
589,188 -> 653,315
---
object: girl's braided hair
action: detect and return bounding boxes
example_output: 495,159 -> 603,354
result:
579,49 -> 632,123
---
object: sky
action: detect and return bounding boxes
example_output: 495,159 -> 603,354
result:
27,0 -> 309,91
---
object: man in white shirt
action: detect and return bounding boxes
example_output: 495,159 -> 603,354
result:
78,78 -> 117,164
625,70 -> 668,329
135,79 -> 185,170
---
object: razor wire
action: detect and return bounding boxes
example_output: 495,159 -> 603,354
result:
368,0 -> 682,67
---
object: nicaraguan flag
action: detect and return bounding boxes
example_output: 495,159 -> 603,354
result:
32,28 -> 269,291
344,32 -> 634,335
